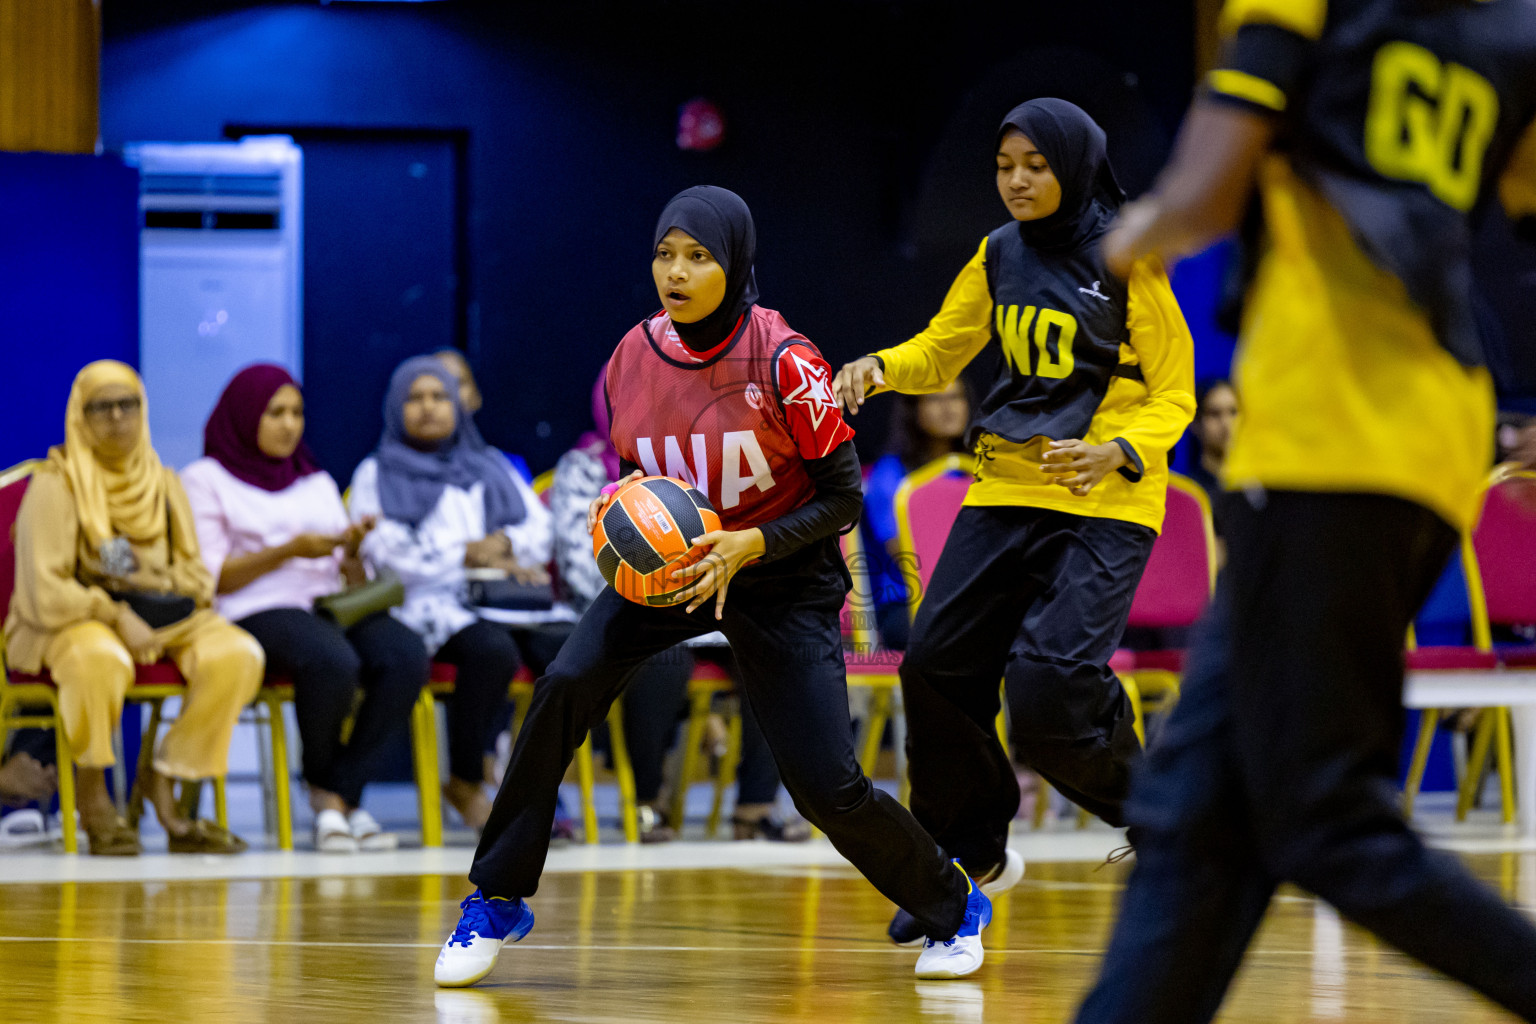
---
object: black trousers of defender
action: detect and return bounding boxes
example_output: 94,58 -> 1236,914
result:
237,608 -> 428,807
468,546 -> 971,937
902,505 -> 1153,872
1076,492 -> 1536,1024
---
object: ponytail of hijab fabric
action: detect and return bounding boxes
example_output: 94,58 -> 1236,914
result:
996,98 -> 1126,254
652,185 -> 760,350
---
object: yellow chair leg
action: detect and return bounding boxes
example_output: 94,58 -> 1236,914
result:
607,698 -> 640,844
1457,711 -> 1498,822
1496,707 -> 1516,826
1033,780 -> 1051,829
709,712 -> 743,838
670,689 -> 713,832
1403,709 -> 1441,819
412,689 -> 443,848
860,688 -> 892,778
1119,673 -> 1145,747
575,735 -> 599,844
53,698 -> 78,855
263,693 -> 293,852
213,776 -> 228,831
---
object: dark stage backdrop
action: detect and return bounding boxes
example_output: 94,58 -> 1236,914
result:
101,1 -> 1197,480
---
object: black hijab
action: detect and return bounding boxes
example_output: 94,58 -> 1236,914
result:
652,185 -> 760,350
996,98 -> 1126,254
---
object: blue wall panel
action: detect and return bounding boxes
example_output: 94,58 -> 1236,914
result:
0,153 -> 140,469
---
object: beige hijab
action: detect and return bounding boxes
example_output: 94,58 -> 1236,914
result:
48,360 -> 193,557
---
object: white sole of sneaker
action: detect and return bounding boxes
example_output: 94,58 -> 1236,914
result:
914,943 -> 984,980
980,848 -> 1025,897
434,956 -> 499,988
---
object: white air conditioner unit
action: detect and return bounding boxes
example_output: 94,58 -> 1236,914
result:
124,136 -> 302,470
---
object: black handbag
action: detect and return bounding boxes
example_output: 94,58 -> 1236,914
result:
107,589 -> 196,630
101,501 -> 196,629
468,577 -> 555,612
313,569 -> 406,630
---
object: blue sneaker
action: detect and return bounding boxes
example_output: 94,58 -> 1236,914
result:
914,862 -> 992,979
889,848 -> 1024,947
434,890 -> 535,987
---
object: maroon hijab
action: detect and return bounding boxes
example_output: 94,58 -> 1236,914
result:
204,364 -> 322,492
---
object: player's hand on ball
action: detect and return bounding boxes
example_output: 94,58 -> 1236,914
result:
832,357 -> 886,416
588,470 -> 645,535
670,528 -> 766,619
1041,439 -> 1129,496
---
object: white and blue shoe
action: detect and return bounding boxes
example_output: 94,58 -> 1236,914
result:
890,848 -> 1023,947
914,863 -> 993,980
434,890 -> 535,987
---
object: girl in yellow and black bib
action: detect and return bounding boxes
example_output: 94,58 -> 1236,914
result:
834,98 -> 1194,946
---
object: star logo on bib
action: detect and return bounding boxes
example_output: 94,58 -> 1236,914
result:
780,350 -> 837,429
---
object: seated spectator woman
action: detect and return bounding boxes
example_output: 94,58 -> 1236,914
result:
859,380 -> 973,650
551,370 -> 807,842
1183,377 -> 1238,536
4,360 -> 262,855
347,357 -> 539,832
181,364 -> 429,853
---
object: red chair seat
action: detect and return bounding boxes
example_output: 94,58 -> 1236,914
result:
1108,649 -> 1136,674
844,649 -> 901,674
7,661 -> 188,687
689,660 -> 732,683
1132,649 -> 1186,673
430,662 -> 458,684
1405,646 -> 1499,671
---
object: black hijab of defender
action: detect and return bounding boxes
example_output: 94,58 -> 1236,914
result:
653,185 -> 761,350
997,98 -> 1127,254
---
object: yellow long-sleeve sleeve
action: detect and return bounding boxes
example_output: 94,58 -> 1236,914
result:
3,466 -> 215,673
4,468 -> 122,672
1110,256 -> 1197,476
872,238 -> 993,393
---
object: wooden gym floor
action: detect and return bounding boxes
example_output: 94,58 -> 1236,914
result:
1,844 -> 1531,1023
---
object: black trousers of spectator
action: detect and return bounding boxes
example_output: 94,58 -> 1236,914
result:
468,547 -> 970,937
483,622 -> 577,758
621,647 -> 782,807
436,620 -> 524,785
902,505 -> 1153,873
1076,492 -> 1536,1024
237,608 -> 427,807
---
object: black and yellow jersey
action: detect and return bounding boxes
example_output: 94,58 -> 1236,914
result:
872,233 -> 1195,533
1208,0 -> 1536,531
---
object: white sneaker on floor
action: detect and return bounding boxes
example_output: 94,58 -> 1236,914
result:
435,891 -> 535,987
979,848 -> 1025,897
314,808 -> 358,853
348,808 -> 398,852
914,864 -> 992,980
0,809 -> 51,849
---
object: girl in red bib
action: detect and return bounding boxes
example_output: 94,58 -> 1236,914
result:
435,186 -> 990,987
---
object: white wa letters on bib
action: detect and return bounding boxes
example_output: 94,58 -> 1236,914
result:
634,431 -> 777,510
